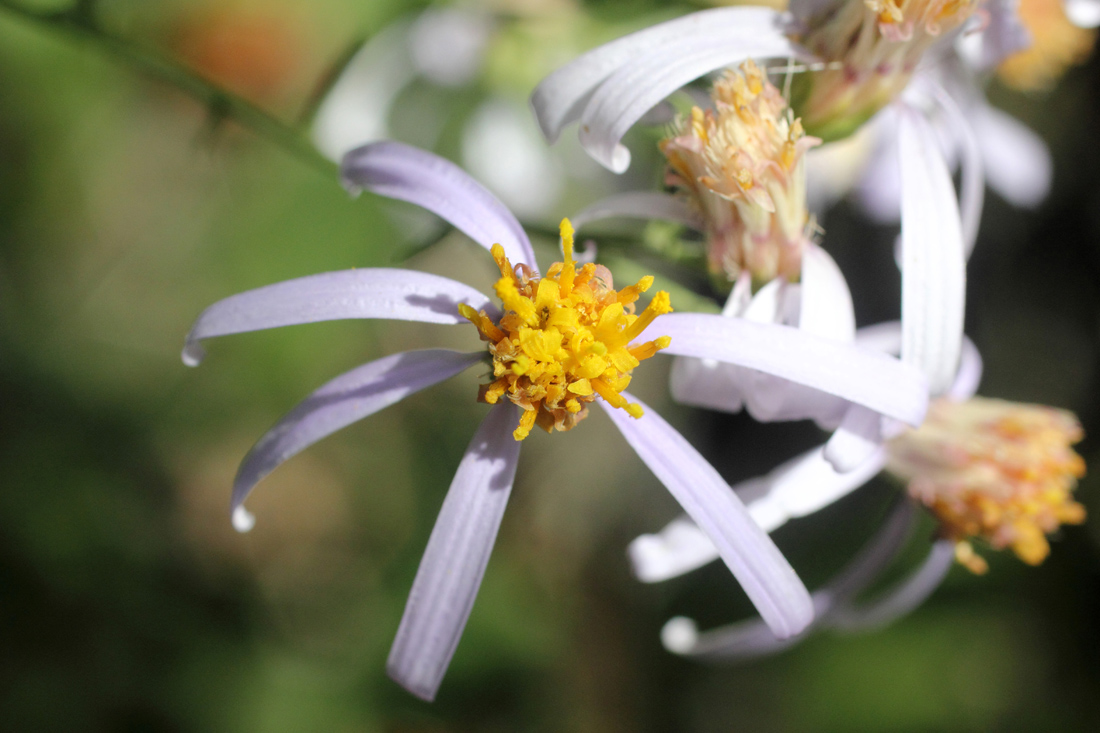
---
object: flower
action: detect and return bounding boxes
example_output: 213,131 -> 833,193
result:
629,327 -> 1086,660
182,141 -> 929,700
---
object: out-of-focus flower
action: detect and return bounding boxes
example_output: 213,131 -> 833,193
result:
630,328 -> 1086,660
172,8 -> 303,103
997,0 -> 1098,89
182,141 -> 938,700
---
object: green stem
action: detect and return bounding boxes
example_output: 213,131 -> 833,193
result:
0,0 -> 337,177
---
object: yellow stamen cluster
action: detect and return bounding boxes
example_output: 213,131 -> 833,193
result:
460,220 -> 674,441
887,397 -> 1086,574
791,0 -> 978,140
998,0 -> 1097,90
661,60 -> 820,284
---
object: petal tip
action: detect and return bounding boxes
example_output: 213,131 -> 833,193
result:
232,506 -> 255,533
181,341 -> 205,367
386,662 -> 439,702
661,616 -> 699,655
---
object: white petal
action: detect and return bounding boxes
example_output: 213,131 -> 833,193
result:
602,395 -> 813,638
341,141 -> 538,272
898,105 -> 966,395
947,336 -> 983,401
409,9 -> 492,87
929,85 -> 984,257
182,269 -> 492,366
651,313 -> 929,425
799,243 -> 856,342
387,402 -> 521,701
973,103 -> 1052,209
628,515 -> 730,583
530,7 -> 788,143
1066,0 -> 1100,28
823,405 -> 884,473
569,191 -> 703,232
579,26 -> 807,172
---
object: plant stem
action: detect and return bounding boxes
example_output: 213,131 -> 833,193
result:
0,0 -> 337,177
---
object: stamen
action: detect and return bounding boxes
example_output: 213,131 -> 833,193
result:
464,220 -> 673,439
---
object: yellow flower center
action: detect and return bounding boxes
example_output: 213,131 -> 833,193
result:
887,397 -> 1086,574
460,219 -> 673,441
661,60 -> 819,284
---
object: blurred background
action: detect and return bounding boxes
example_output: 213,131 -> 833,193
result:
2,0 -> 1100,730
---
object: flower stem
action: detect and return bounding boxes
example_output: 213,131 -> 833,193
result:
0,0 -> 337,177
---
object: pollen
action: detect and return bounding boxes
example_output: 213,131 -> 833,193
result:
460,219 -> 674,441
887,397 -> 1087,573
660,60 -> 820,284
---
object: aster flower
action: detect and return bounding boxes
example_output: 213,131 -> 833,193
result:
630,325 -> 1086,660
182,141 -> 930,700
569,62 -> 963,471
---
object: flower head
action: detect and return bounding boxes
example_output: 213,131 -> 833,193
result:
461,220 -> 672,439
791,0 -> 980,139
661,60 -> 820,283
888,396 -> 1086,572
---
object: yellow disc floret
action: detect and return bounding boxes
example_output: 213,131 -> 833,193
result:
887,397 -> 1087,574
460,219 -> 674,441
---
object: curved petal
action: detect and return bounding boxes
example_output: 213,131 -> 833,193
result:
570,191 -> 703,232
947,337 -> 983,401
898,105 -> 966,396
387,402 -> 521,701
972,103 -> 1052,209
579,27 -> 808,172
230,350 -> 484,516
828,540 -> 954,631
799,244 -> 856,342
659,612 -> 813,660
649,313 -> 929,425
929,85 -> 984,258
601,394 -> 813,638
823,405 -> 884,473
530,7 -> 788,143
341,141 -> 537,271
183,269 -> 492,366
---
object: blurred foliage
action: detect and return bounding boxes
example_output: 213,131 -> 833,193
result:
1,0 -> 1100,731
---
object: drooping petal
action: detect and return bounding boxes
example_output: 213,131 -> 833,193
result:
929,86 -> 984,257
898,105 -> 966,396
823,405 -> 884,473
799,243 -> 856,341
341,141 -> 538,271
1066,0 -> 1100,28
629,444 -> 887,582
828,540 -> 954,631
578,23 -> 807,172
600,395 -> 813,638
387,402 -> 521,701
183,269 -> 492,366
569,191 -> 704,232
972,103 -> 1052,209
530,7 -> 788,144
947,336 -> 983,402
230,350 -> 484,517
649,313 -> 929,425
659,612 -> 813,660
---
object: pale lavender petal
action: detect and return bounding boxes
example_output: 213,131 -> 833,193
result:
898,105 -> 966,395
649,313 -> 929,425
828,540 -> 954,631
530,7 -> 786,144
799,243 -> 856,342
570,191 -> 703,232
854,109 -> 903,223
973,103 -> 1052,209
1066,0 -> 1100,27
929,85 -> 984,257
341,141 -> 537,271
183,269 -> 492,366
824,498 -> 916,603
579,25 -> 808,172
668,356 -> 747,415
231,349 -> 484,515
387,402 -> 521,701
628,515 -> 731,583
823,405 -> 884,473
601,394 -> 813,638
854,320 -> 903,354
958,0 -> 1031,69
947,337 -> 983,401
